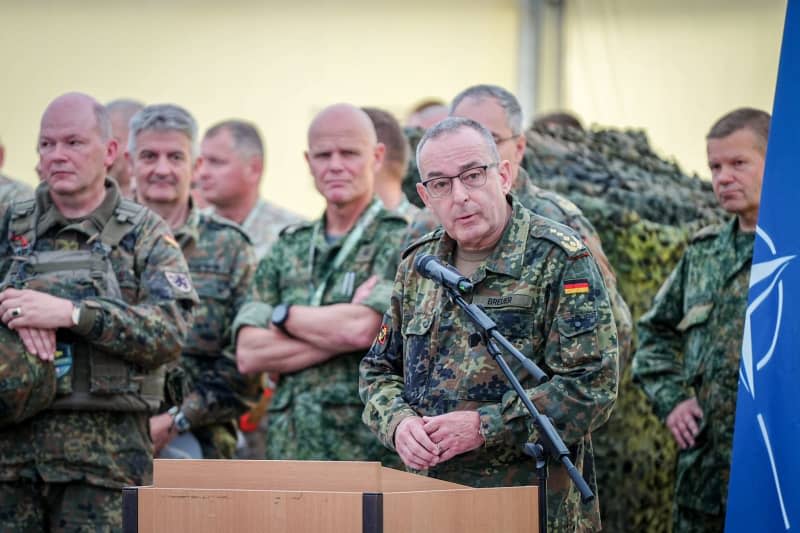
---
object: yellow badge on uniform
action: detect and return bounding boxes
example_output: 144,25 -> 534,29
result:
377,324 -> 389,345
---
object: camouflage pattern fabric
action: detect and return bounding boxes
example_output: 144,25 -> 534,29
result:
519,124 -> 728,533
360,198 -> 619,532
0,475 -> 126,531
0,180 -> 196,530
234,198 -> 305,261
401,127 -> 425,209
0,174 -> 33,210
234,198 -> 407,464
633,218 -> 753,532
392,195 -> 421,224
172,206 -> 257,459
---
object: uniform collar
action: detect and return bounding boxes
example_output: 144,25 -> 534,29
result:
173,200 -> 201,249
35,178 -> 120,238
434,195 -> 529,283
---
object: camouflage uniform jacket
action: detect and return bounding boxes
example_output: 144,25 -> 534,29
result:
0,179 -> 197,489
404,168 -> 633,369
360,197 -> 619,532
173,205 -> 257,458
0,174 -> 33,209
234,198 -> 408,462
234,198 -> 305,260
633,218 -> 753,516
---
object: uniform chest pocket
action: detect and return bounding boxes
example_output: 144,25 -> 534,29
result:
402,313 -> 435,403
456,308 -> 532,402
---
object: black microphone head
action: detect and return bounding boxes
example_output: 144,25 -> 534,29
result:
414,253 -> 436,274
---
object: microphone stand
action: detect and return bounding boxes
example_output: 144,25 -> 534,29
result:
442,285 -> 594,533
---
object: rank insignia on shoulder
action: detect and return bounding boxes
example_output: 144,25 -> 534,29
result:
161,234 -> 180,249
165,271 -> 193,293
564,279 -> 590,295
377,324 -> 389,345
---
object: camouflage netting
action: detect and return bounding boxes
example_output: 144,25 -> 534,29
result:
522,124 -> 727,533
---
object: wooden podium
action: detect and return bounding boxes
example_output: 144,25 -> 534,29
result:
123,459 -> 539,533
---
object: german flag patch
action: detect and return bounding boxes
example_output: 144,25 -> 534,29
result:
564,279 -> 590,295
377,324 -> 389,345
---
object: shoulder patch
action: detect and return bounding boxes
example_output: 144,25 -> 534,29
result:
402,227 -> 444,260
690,224 -> 723,243
532,219 -> 586,256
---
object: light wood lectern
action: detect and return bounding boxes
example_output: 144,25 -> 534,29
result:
123,459 -> 539,533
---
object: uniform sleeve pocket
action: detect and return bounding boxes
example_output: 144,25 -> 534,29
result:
557,311 -> 598,338
676,302 -> 713,332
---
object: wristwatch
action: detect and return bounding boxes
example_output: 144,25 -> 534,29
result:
167,406 -> 191,434
71,303 -> 82,327
271,303 -> 292,335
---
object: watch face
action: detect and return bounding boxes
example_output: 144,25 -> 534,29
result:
272,304 -> 288,326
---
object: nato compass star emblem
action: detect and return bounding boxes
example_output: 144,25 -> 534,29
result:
741,225 -> 795,530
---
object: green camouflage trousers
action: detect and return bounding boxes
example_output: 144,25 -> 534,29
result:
0,479 -> 122,532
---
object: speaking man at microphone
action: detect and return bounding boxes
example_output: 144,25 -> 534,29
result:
359,117 -> 619,532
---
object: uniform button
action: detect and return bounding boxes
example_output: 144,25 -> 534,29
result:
574,321 -> 582,328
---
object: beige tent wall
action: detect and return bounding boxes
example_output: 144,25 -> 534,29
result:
561,0 -> 786,177
0,0 -> 519,218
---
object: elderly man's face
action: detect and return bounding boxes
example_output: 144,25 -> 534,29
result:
197,128 -> 257,209
131,129 -> 195,208
305,112 -> 380,209
417,128 -> 512,251
707,128 -> 765,223
37,99 -> 116,197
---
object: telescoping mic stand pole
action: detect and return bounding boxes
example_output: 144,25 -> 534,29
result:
442,285 -> 595,533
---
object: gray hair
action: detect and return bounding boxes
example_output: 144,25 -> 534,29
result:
128,104 -> 198,158
450,84 -> 523,135
204,119 -> 264,160
707,107 -> 771,154
415,117 -> 500,175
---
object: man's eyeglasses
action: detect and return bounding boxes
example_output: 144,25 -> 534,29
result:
421,163 -> 498,198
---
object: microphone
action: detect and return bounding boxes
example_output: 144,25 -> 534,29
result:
414,253 -> 474,295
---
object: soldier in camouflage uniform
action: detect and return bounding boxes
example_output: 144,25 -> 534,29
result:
105,99 -> 144,200
362,107 -> 420,223
128,105 -> 257,460
633,108 -> 770,533
197,120 -> 305,459
198,120 -> 304,261
405,85 -> 633,370
360,117 -> 618,532
0,92 -> 196,531
234,104 -> 407,464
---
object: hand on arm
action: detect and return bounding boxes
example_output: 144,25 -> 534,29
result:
0,288 -> 74,361
149,412 -> 179,455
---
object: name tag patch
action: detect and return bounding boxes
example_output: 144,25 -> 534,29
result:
472,293 -> 532,308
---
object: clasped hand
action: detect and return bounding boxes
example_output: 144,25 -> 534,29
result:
394,411 -> 485,471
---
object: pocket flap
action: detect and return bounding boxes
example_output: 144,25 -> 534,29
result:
403,313 -> 434,336
557,311 -> 598,338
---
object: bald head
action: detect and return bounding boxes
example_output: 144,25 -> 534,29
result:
305,103 -> 384,210
43,92 -> 112,142
308,103 -> 378,146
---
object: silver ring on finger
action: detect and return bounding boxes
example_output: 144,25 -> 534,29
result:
10,307 -> 22,318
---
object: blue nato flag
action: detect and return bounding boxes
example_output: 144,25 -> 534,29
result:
726,2 -> 800,531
